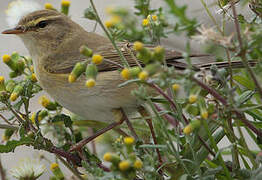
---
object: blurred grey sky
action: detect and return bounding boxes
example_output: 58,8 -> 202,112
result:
0,0 -> 254,179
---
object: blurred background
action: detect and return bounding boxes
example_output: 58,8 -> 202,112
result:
0,0 -> 255,179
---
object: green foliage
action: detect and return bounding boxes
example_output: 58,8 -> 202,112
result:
1,0 -> 262,179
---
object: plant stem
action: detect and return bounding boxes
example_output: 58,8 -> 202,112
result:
0,156 -> 6,180
231,1 -> 262,98
89,0 -> 129,67
56,155 -> 84,180
0,124 -> 18,130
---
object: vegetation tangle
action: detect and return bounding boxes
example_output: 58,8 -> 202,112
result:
0,0 -> 262,179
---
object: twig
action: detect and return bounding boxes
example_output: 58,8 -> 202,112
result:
0,156 -> 6,180
56,155 -> 84,180
0,114 -> 12,125
0,124 -> 18,130
231,1 -> 262,98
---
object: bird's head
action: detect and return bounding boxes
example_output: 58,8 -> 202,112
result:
2,9 -> 81,56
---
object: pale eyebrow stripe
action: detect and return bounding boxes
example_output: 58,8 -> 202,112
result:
26,15 -> 61,27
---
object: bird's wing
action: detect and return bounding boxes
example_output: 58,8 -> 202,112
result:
45,42 -> 256,74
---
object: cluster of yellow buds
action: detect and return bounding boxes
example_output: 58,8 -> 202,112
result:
142,14 -> 158,27
10,84 -> 23,101
38,96 -> 59,111
68,45 -> 102,88
50,163 -> 64,180
2,53 -> 25,78
103,137 -> 143,178
120,41 -> 164,81
105,16 -> 122,28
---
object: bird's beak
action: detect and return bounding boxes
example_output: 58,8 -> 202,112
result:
2,26 -> 25,35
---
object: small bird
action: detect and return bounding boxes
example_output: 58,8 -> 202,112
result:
2,10 -> 255,150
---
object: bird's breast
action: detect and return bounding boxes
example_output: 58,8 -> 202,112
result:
35,65 -> 139,122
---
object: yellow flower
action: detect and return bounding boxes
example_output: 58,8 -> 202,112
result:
44,3 -> 54,9
142,19 -> 149,26
123,136 -> 135,145
103,152 -> 112,162
85,78 -> 96,88
50,163 -> 59,171
201,111 -> 208,119
31,73 -> 37,82
152,15 -> 158,21
105,20 -> 114,28
121,68 -> 130,80
118,160 -> 130,171
105,16 -> 121,28
2,54 -> 11,63
134,159 -> 143,169
61,0 -> 70,6
172,83 -> 180,91
92,54 -> 103,65
0,76 -> 4,84
133,41 -> 144,51
68,74 -> 76,83
39,96 -> 50,108
189,94 -> 197,104
183,124 -> 193,135
10,93 -> 18,101
139,71 -> 149,81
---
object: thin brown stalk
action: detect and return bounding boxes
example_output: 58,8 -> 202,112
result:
231,1 -> 262,98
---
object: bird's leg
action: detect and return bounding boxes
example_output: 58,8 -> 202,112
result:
69,108 -> 138,152
138,106 -> 163,173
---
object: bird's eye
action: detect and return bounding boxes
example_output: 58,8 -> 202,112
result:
37,21 -> 48,28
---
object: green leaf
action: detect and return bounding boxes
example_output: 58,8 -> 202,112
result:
0,137 -> 33,153
235,90 -> 255,107
233,75 -> 255,90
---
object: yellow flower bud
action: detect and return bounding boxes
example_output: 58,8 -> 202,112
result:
31,73 -> 37,82
133,41 -> 144,51
183,124 -> 193,135
105,20 -> 114,28
172,83 -> 180,91
50,163 -> 59,171
142,19 -> 149,26
85,78 -> 96,88
80,45 -> 93,57
152,15 -> 157,21
2,54 -> 11,63
123,136 -> 135,145
134,159 -> 143,169
39,96 -> 50,108
0,76 -> 4,84
10,93 -> 18,101
61,0 -> 70,6
68,74 -> 76,83
121,68 -> 130,80
189,94 -> 197,104
92,54 -> 103,65
201,111 -> 208,119
45,3 -> 54,10
118,160 -> 130,171
139,71 -> 149,81
103,152 -> 112,162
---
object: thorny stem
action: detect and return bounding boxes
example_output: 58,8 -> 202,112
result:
231,1 -> 262,99
89,0 -> 129,67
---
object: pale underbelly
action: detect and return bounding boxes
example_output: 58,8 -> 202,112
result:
36,69 -> 139,122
